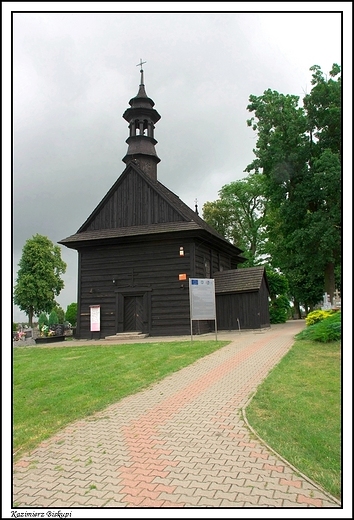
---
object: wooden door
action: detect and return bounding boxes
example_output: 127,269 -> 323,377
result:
124,296 -> 144,331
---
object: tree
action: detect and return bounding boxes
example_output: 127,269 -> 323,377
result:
302,64 -> 341,299
202,174 -> 269,266
264,267 -> 291,323
245,64 -> 341,307
51,303 -> 65,324
265,267 -> 289,302
65,302 -> 78,327
13,234 -> 67,327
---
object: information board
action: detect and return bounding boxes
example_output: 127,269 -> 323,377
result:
189,278 -> 216,320
90,305 -> 100,332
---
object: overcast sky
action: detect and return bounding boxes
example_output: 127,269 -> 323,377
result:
6,4 -> 348,322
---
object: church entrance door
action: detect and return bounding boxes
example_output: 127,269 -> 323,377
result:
123,295 -> 144,332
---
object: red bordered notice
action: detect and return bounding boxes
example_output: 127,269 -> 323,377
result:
90,305 -> 100,332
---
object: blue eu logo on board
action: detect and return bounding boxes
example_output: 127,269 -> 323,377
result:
191,279 -> 198,285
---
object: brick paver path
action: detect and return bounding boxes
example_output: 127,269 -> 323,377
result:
13,322 -> 340,508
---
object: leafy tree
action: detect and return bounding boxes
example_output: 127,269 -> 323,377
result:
245,64 -> 341,307
13,234 -> 67,327
65,302 -> 78,327
202,174 -> 269,266
265,267 -> 291,323
303,64 -> 341,156
265,267 -> 289,302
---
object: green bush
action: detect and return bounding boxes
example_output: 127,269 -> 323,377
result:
305,309 -> 333,326
296,311 -> 341,342
48,310 -> 59,326
269,295 -> 291,324
38,312 -> 49,330
65,303 -> 78,327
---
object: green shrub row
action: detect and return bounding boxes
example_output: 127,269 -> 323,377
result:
305,309 -> 335,326
269,295 -> 291,324
296,311 -> 341,343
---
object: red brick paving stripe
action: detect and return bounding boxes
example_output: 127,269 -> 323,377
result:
239,441 -> 256,447
130,332 -> 281,431
297,494 -> 323,507
14,460 -> 30,468
136,488 -> 161,500
121,478 -> 157,490
251,451 -> 269,459
123,494 -> 145,506
280,478 -> 302,489
117,331 -> 289,507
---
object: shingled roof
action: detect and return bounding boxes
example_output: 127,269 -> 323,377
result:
213,267 -> 269,294
59,221 -> 201,244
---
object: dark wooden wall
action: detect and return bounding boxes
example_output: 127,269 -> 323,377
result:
192,241 -> 232,334
85,169 -> 184,230
76,237 -> 235,339
216,278 -> 270,330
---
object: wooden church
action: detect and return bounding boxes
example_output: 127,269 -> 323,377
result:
59,65 -> 270,339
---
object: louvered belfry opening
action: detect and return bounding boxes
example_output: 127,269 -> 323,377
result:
122,63 -> 161,180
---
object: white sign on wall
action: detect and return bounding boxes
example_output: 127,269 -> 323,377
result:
90,305 -> 100,332
189,278 -> 217,340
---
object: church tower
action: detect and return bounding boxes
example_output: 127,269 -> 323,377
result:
122,60 -> 161,180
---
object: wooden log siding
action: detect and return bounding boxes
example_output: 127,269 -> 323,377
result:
76,236 -> 237,338
190,242 -> 232,334
77,239 -> 195,338
194,241 -> 232,277
85,170 -> 184,230
216,278 -> 270,330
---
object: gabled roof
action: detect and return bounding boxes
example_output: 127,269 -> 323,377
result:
213,267 -> 269,294
59,162 -> 246,260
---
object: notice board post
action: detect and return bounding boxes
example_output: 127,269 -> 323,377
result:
90,305 -> 100,339
189,278 -> 217,341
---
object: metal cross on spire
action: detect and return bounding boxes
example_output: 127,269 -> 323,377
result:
136,59 -> 147,85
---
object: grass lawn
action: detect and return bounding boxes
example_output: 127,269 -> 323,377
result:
13,340 -> 229,461
245,339 -> 341,500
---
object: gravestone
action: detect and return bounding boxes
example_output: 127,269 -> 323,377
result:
55,324 -> 65,336
321,292 -> 332,310
332,289 -> 341,309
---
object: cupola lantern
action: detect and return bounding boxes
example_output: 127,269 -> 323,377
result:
122,60 -> 161,180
